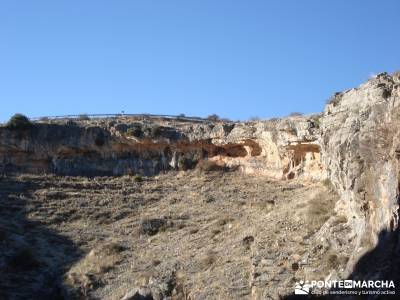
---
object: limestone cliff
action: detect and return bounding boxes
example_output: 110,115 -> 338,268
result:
320,71 -> 400,278
0,116 -> 324,180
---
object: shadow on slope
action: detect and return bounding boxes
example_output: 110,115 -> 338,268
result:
0,175 -> 82,299
281,228 -> 400,299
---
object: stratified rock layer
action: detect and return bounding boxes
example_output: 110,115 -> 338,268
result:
0,116 -> 324,180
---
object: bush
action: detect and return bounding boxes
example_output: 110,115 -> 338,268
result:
133,175 -> 143,182
126,125 -> 143,138
139,218 -> 169,236
78,114 -> 90,121
321,178 -> 334,189
178,155 -> 197,171
311,115 -> 322,129
207,114 -> 220,122
151,125 -> 162,137
326,92 -> 342,106
306,189 -> 337,232
249,116 -> 261,121
6,113 -> 32,129
196,160 -> 226,172
288,112 -> 303,117
66,119 -> 77,126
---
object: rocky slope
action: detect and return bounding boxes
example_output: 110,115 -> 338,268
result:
1,71 -> 400,299
0,172 -> 342,300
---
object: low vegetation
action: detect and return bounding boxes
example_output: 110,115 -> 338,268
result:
133,175 -> 143,182
326,92 -> 342,106
78,114 -> 90,121
66,242 -> 124,297
6,113 -> 32,129
196,159 -> 226,172
1,170 -> 346,299
207,114 -> 220,121
139,218 -> 169,236
321,177 -> 334,189
306,188 -> 338,233
249,116 -> 261,121
178,155 -> 198,171
311,114 -> 322,128
126,125 -> 143,137
288,112 -> 303,117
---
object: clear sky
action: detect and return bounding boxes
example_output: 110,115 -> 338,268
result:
1,1 -> 399,121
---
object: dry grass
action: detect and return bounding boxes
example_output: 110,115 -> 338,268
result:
1,172 -> 347,299
306,188 -> 338,233
66,242 -> 124,296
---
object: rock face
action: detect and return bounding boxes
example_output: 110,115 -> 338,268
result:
320,72 -> 400,276
0,116 -> 324,181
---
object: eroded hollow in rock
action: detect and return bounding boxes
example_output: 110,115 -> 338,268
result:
212,140 -> 262,158
282,143 -> 321,179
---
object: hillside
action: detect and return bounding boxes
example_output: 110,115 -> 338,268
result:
1,72 -> 400,299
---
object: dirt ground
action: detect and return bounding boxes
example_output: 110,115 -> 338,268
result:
0,170 -> 349,300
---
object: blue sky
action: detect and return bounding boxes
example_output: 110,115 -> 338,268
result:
1,1 -> 399,121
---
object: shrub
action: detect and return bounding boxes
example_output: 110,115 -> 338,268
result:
204,195 -> 215,203
321,178 -> 333,189
249,116 -> 261,121
177,113 -> 187,121
268,117 -> 281,122
151,125 -> 162,137
382,88 -> 391,99
207,114 -> 220,122
196,160 -> 226,172
199,251 -> 216,270
39,116 -> 50,122
311,115 -> 322,128
327,254 -> 338,268
288,112 -> 303,117
78,114 -> 90,121
178,155 -> 197,171
66,242 -> 124,296
66,119 -> 77,126
126,126 -> 143,138
139,218 -> 169,236
133,175 -> 143,182
306,189 -> 337,232
6,113 -> 32,129
220,117 -> 232,122
326,92 -> 342,106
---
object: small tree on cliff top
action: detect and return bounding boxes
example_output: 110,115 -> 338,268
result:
207,114 -> 220,121
6,113 -> 32,129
